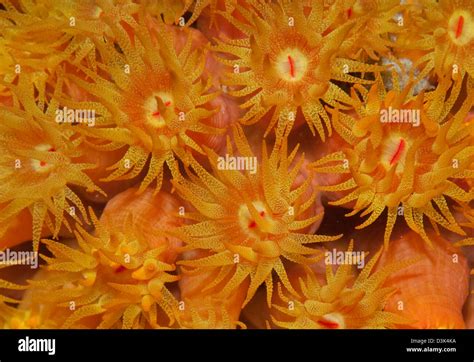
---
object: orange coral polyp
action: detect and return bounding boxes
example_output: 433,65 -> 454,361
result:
311,78 -> 474,245
213,0 -> 381,140
270,241 -> 413,329
23,206 -> 181,329
407,0 -> 474,79
63,13 -> 224,193
173,126 -> 339,306
0,76 -> 105,249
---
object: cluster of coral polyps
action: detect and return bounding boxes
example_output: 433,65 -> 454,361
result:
0,0 -> 473,329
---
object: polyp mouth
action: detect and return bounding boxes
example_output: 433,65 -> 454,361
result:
30,143 -> 56,172
381,134 -> 409,171
274,48 -> 309,82
144,92 -> 174,128
448,10 -> 474,46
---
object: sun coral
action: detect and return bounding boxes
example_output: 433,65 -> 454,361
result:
172,125 -> 340,307
0,0 -> 474,333
63,8 -> 226,193
212,0 -> 383,141
0,0 -> 108,90
0,76 -> 103,249
269,240 -> 413,329
311,76 -> 474,245
25,204 -> 180,329
400,0 -> 474,81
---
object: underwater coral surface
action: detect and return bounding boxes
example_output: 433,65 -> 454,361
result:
0,0 -> 473,330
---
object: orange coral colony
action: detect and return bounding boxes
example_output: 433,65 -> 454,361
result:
0,0 -> 473,333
